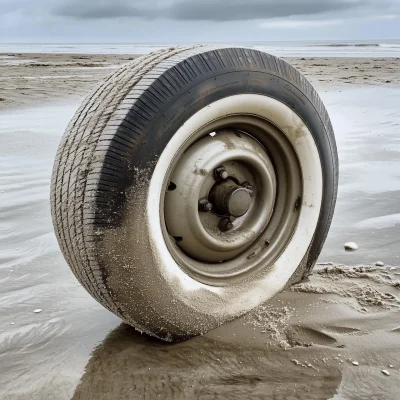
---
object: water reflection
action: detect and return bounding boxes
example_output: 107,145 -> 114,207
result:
72,323 -> 341,400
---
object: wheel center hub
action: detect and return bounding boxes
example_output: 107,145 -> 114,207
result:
164,130 -> 277,263
209,180 -> 252,217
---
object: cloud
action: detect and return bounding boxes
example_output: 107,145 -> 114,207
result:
51,0 -> 377,21
261,19 -> 344,29
3,0 -> 398,23
166,0 -> 363,21
260,13 -> 398,29
53,0 -> 148,19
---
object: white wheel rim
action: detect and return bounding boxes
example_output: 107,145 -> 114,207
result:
147,94 -> 323,316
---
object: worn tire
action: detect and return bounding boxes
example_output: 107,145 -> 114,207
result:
51,46 -> 338,341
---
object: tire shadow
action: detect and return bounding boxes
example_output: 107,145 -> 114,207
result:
72,322 -> 341,400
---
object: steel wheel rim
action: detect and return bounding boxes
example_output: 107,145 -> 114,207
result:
164,129 -> 277,262
161,114 -> 303,285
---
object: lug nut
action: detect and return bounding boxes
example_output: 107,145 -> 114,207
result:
219,217 -> 233,232
242,182 -> 253,192
215,167 -> 229,180
199,199 -> 213,212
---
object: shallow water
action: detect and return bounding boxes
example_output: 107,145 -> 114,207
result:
0,106 -> 116,398
319,87 -> 400,265
1,88 -> 400,399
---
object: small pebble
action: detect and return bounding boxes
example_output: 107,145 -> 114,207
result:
344,242 -> 358,251
10,322 -> 14,325
352,361 -> 359,366
389,365 -> 394,368
390,267 -> 397,271
375,261 -> 384,266
382,369 -> 390,376
33,309 -> 42,313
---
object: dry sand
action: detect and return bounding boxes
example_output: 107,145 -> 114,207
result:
0,52 -> 399,399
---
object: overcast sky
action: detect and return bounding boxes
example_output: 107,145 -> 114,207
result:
1,0 -> 399,43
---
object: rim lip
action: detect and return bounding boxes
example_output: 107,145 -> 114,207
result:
163,130 -> 277,262
147,94 -> 323,290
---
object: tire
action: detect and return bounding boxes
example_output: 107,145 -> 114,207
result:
51,46 -> 338,341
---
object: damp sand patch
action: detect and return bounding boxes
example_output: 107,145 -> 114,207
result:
246,305 -> 295,348
242,263 -> 400,351
291,264 -> 400,311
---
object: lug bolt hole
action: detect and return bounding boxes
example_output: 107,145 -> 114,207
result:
168,181 -> 177,191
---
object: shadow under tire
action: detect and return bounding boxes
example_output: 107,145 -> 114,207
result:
51,46 -> 338,341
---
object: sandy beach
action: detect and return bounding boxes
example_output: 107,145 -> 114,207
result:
1,53 -> 399,111
1,52 -> 400,399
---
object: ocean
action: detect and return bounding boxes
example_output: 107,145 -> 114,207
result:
0,40 -> 400,57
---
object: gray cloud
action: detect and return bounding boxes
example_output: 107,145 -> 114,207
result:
54,0 -> 148,19
51,0 -> 391,21
166,0 -> 363,21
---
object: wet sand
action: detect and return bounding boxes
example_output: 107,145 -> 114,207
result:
1,53 -> 400,399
